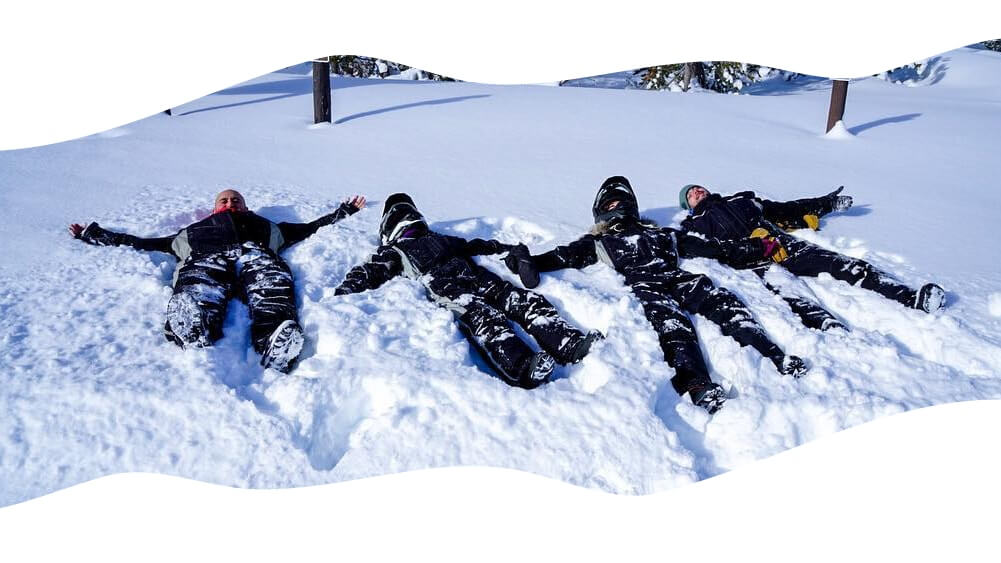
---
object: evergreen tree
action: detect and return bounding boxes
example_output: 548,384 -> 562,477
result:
984,39 -> 1001,52
326,56 -> 455,81
634,61 -> 767,93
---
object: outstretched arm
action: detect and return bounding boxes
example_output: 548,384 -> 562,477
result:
278,195 -> 366,248
69,222 -> 176,254
334,246 -> 403,295
531,236 -> 599,272
676,230 -> 774,266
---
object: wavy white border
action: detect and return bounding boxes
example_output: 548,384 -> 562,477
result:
3,402 -> 999,560
2,2 -> 1000,560
2,1 -> 1000,148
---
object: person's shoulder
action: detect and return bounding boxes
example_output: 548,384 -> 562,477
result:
730,190 -> 757,200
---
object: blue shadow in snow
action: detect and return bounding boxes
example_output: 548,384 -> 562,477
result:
334,94 -> 491,124
848,113 -> 921,135
177,75 -> 451,116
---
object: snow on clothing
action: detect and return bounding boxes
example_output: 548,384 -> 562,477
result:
681,190 -> 923,316
76,203 -> 359,369
334,230 -> 595,389
528,216 -> 798,400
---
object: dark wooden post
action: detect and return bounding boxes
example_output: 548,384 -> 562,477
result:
826,79 -> 848,132
312,58 -> 331,124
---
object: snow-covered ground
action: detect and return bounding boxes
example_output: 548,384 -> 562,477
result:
1,46 -> 1000,507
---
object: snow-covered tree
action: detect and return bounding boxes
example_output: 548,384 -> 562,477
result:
984,39 -> 1001,52
634,62 -> 769,93
326,56 -> 456,81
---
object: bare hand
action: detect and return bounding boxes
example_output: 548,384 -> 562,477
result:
345,195 -> 366,210
68,223 -> 85,238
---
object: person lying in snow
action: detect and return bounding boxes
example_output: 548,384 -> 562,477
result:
678,184 -> 945,318
334,193 -> 602,389
503,176 -> 806,414
68,189 -> 366,373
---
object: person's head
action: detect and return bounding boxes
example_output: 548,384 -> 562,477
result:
592,176 -> 639,225
213,189 -> 248,214
679,184 -> 710,211
380,193 -> 428,244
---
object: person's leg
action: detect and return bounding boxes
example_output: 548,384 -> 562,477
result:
476,267 -> 600,365
666,272 -> 807,377
164,252 -> 235,347
781,242 -> 925,308
237,248 -> 303,372
751,264 -> 844,331
630,281 -> 725,412
454,296 -> 554,389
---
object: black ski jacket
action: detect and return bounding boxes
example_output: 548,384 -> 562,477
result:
334,231 -> 512,296
78,203 -> 359,260
531,218 -> 766,283
680,191 -> 836,241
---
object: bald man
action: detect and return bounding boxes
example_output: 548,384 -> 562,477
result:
69,190 -> 366,373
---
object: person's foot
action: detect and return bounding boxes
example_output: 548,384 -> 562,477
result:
820,317 -> 847,332
165,293 -> 211,348
516,351 -> 556,389
261,320 -> 305,373
689,383 -> 728,414
773,354 -> 809,378
554,330 -> 605,365
915,283 -> 946,313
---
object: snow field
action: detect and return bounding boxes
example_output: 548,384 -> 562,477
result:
2,46 -> 1001,506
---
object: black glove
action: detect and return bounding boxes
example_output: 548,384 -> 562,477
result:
503,244 -> 540,289
827,186 -> 853,211
78,222 -> 124,246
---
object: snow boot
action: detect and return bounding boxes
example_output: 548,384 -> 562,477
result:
689,383 -> 727,414
260,320 -> 305,373
820,317 -> 847,332
553,330 -> 604,365
772,354 -> 809,378
165,292 -> 212,348
516,351 -> 556,389
915,283 -> 945,313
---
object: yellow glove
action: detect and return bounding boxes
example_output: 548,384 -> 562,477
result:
803,214 -> 820,230
750,227 -> 789,263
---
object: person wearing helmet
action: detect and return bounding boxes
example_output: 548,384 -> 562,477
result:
506,176 -> 807,414
69,190 -> 367,373
334,193 -> 602,389
679,184 -> 945,315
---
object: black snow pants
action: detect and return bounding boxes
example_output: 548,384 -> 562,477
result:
750,264 -> 842,331
431,266 -> 588,388
164,243 -> 298,354
630,271 -> 783,396
780,238 -> 917,307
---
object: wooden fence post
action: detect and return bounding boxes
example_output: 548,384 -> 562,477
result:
826,79 -> 848,132
313,58 -> 331,124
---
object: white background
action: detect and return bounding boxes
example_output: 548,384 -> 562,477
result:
1,1 -> 1000,561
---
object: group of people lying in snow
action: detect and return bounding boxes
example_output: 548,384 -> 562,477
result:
68,177 -> 945,414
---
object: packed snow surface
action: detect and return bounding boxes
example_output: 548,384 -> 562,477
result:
1,47 -> 1000,506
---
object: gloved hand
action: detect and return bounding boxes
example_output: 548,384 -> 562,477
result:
503,243 -> 541,288
827,186 -> 853,211
750,227 -> 788,263
803,214 -> 820,230
74,222 -> 122,246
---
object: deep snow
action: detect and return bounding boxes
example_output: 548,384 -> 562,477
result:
1,46 -> 1000,506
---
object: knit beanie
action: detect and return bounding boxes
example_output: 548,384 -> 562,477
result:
679,184 -> 700,210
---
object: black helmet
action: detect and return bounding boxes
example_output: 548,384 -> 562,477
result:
380,193 -> 428,244
592,176 -> 639,224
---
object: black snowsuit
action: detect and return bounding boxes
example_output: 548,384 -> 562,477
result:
681,191 -> 919,317
529,217 -> 786,397
77,203 -> 358,354
334,230 -> 592,389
